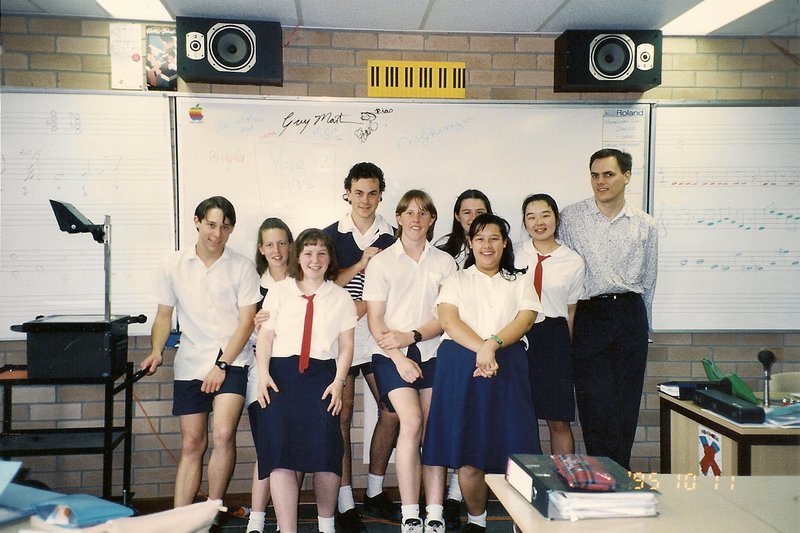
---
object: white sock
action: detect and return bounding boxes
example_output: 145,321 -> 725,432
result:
401,504 -> 420,523
425,504 -> 443,523
366,473 -> 385,498
338,485 -> 355,513
447,473 -> 462,501
246,511 -> 266,533
318,515 -> 335,533
467,511 -> 487,527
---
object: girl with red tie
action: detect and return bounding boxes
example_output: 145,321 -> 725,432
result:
515,194 -> 585,454
253,228 -> 357,533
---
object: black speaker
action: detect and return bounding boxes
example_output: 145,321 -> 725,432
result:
176,17 -> 283,85
554,30 -> 662,92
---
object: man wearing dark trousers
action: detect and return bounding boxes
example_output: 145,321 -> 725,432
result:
559,148 -> 658,470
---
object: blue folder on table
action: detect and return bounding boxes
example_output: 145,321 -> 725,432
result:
0,460 -> 134,527
0,460 -> 59,526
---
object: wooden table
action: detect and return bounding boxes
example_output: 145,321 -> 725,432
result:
659,392 -> 800,475
486,472 -> 800,532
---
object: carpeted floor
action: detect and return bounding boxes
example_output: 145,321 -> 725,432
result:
209,499 -> 515,532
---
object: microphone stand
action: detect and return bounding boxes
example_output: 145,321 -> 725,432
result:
758,349 -> 776,407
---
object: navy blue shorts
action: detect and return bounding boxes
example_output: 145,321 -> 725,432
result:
348,361 -> 375,378
347,360 -> 395,411
172,365 -> 247,416
372,344 -> 436,402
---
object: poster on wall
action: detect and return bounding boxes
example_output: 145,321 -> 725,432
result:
146,25 -> 178,91
698,426 -> 722,476
109,23 -> 143,90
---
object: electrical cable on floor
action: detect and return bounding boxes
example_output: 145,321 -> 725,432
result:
133,389 -> 209,500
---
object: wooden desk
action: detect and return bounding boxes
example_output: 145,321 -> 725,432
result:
659,392 -> 800,475
486,473 -> 800,532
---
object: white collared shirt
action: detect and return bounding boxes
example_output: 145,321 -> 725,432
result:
263,278 -> 357,360
436,265 -> 543,346
336,212 -> 395,251
155,246 -> 261,381
363,239 -> 457,362
327,212 -> 396,366
514,239 -> 585,319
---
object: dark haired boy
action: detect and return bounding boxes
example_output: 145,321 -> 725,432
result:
323,162 -> 401,530
142,195 -> 261,507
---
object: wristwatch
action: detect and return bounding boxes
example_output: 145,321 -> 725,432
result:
215,360 -> 230,372
412,329 -> 423,343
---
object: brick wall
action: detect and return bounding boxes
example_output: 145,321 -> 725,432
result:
1,15 -> 799,499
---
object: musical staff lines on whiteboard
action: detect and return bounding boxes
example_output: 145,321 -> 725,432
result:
1,92 -> 174,340
656,121 -> 800,146
657,204 -> 800,233
3,153 -> 169,184
655,292 -> 799,316
655,166 -> 798,187
659,249 -> 798,273
1,108 -> 167,136
651,105 -> 800,330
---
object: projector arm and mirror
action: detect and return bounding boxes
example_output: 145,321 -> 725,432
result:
49,199 -> 107,244
49,199 -> 112,320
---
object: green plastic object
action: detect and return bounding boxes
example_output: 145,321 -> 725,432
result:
701,358 -> 760,405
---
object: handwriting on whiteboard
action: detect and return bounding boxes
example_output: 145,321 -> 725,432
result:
279,108 -> 393,143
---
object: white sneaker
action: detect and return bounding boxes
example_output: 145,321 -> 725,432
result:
425,519 -> 445,533
402,518 -> 424,533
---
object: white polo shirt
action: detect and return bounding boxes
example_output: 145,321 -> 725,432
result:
363,240 -> 457,362
436,265 -> 543,346
263,278 -> 357,361
514,239 -> 586,319
155,246 -> 261,381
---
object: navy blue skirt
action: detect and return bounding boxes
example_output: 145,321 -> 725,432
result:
526,317 -> 575,422
422,340 -> 541,474
253,356 -> 343,479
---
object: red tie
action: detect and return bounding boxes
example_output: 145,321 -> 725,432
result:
299,294 -> 315,373
534,254 -> 550,300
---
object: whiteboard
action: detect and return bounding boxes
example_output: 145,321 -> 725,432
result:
651,105 -> 800,331
0,91 -> 175,339
175,96 -> 650,261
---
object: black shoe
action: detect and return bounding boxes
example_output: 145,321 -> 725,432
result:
362,490 -> 401,521
443,499 -> 461,530
461,524 -> 486,533
335,507 -> 366,533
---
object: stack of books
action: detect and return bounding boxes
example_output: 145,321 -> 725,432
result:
505,454 -> 659,520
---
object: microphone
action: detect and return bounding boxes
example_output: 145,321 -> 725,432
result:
758,349 -> 776,407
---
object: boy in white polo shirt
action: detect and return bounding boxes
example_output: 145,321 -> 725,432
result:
141,196 -> 261,508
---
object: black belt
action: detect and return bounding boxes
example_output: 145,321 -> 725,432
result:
588,291 -> 639,301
